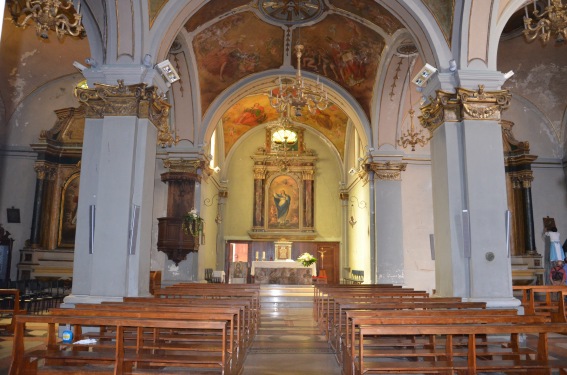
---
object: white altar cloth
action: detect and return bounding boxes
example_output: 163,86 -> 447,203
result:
251,260 -> 317,277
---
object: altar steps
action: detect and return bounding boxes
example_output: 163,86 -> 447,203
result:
259,284 -> 314,309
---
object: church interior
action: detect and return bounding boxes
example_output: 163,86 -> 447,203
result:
1,0 -> 567,373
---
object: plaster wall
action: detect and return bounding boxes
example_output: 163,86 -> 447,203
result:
223,127 -> 342,241
401,161 -> 435,293
347,179 -> 370,281
0,75 -> 84,280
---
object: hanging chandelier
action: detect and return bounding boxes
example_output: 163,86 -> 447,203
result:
397,53 -> 430,152
523,0 -> 567,44
8,0 -> 84,39
268,114 -> 298,172
269,43 -> 329,117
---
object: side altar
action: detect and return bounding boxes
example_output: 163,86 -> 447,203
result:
251,260 -> 316,285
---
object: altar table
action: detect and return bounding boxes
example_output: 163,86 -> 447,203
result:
251,261 -> 317,285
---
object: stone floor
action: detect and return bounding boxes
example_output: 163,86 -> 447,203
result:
242,285 -> 341,374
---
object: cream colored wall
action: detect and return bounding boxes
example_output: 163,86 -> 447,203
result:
223,126 -> 342,241
198,177 -> 220,276
401,162 -> 435,294
346,179 -> 371,279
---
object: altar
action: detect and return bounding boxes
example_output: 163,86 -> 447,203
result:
251,260 -> 317,285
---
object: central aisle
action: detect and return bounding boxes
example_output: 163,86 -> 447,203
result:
242,285 -> 341,375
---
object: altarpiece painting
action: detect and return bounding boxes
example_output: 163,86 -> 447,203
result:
249,125 -> 317,240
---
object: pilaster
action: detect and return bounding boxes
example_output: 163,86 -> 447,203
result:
65,81 -> 166,305
368,160 -> 407,284
420,82 -> 518,307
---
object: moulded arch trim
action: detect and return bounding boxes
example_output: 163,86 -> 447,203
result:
221,119 -> 345,183
199,70 -> 373,156
146,1 -> 207,67
489,0 -> 528,69
383,0 -> 453,71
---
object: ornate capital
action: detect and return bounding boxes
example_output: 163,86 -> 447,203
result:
34,163 -> 56,180
302,169 -> 315,180
511,170 -> 534,189
369,161 -> 407,181
162,159 -> 204,175
253,166 -> 267,180
419,85 -> 512,135
419,90 -> 460,134
75,80 -> 177,147
457,85 -> 511,120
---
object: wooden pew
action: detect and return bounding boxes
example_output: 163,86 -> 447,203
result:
124,296 -> 257,341
0,289 -> 26,333
344,313 -> 546,375
49,306 -> 240,374
10,314 -> 230,375
514,285 -> 567,322
354,322 -> 567,375
73,302 -> 249,369
337,309 -> 519,366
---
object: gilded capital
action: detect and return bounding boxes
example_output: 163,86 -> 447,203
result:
34,163 -> 56,180
302,170 -> 315,180
75,80 -> 177,147
419,85 -> 512,136
368,161 -> 407,181
457,85 -> 511,120
162,158 -> 204,174
419,90 -> 460,134
253,167 -> 267,180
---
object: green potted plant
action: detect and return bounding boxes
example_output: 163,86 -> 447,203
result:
182,208 -> 204,238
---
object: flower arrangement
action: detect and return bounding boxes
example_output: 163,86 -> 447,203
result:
182,209 -> 204,237
297,252 -> 317,267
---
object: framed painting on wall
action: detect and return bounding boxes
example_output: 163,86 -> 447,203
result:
58,173 -> 80,247
268,175 -> 300,230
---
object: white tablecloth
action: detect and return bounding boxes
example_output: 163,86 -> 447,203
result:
251,260 -> 317,277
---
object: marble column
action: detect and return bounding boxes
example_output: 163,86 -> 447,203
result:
369,161 -> 406,284
64,81 -> 169,305
252,168 -> 266,229
303,170 -> 314,229
421,80 -> 519,307
519,173 -> 537,254
29,164 -> 49,248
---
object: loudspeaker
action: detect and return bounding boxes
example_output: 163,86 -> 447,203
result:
429,234 -> 435,260
89,205 -> 95,254
462,210 -> 471,258
128,205 -> 140,255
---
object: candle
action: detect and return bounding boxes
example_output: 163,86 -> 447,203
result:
525,5 -> 529,18
262,251 -> 266,260
256,251 -> 259,260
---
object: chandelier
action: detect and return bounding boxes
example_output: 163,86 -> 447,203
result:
397,54 -> 429,152
8,0 -> 84,39
268,114 -> 298,172
269,43 -> 329,117
523,0 -> 567,44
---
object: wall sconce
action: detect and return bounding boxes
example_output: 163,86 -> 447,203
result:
204,192 -> 225,224
349,196 -> 367,228
156,60 -> 180,84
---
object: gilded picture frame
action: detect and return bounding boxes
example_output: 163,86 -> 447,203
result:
58,173 -> 80,247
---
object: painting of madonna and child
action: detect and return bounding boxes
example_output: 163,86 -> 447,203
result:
268,176 -> 300,230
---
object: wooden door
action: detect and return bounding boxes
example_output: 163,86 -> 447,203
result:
316,242 -> 340,284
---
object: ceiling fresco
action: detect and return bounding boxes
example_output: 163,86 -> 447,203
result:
148,0 -> 169,28
421,0 -> 455,47
184,0 -> 251,33
222,94 -> 348,159
291,14 -> 385,118
192,12 -> 284,115
329,0 -> 404,35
